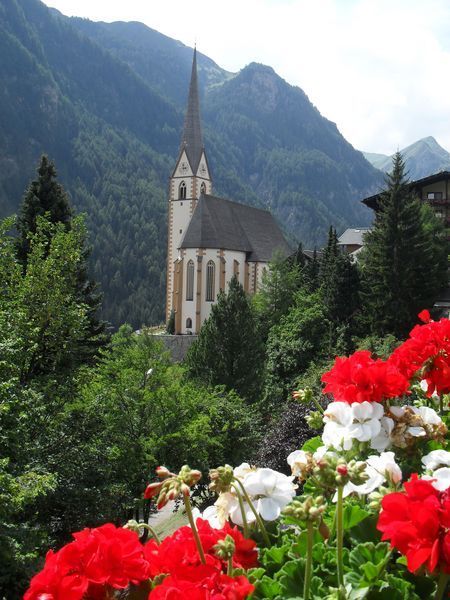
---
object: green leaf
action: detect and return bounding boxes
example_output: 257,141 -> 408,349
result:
342,504 -> 370,530
277,558 -> 306,596
301,435 -> 322,453
252,575 -> 282,599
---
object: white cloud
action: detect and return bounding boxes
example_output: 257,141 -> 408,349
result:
43,0 -> 450,155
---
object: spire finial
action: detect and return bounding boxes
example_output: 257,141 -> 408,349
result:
180,47 -> 203,171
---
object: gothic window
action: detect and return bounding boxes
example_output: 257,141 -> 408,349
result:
186,317 -> 192,329
186,260 -> 194,301
200,181 -> 206,195
206,260 -> 215,302
179,181 -> 187,199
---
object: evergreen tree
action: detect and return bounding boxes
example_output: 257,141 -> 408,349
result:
185,276 -> 264,403
15,156 -> 106,361
254,250 -> 302,334
360,152 -> 447,337
303,248 -> 320,292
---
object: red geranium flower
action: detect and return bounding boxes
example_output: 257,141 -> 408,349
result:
377,475 -> 450,574
321,350 -> 409,404
24,524 -> 151,600
389,315 -> 450,397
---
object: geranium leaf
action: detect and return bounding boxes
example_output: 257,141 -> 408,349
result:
300,435 -> 322,453
252,575 -> 282,599
342,504 -> 370,530
277,558 -> 306,596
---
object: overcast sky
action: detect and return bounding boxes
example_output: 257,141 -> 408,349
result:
42,0 -> 450,155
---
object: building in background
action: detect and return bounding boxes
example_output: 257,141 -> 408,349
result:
166,49 -> 291,334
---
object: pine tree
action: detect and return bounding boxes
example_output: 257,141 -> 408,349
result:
360,152 -> 447,337
185,276 -> 264,403
16,156 -> 72,266
15,156 -> 106,362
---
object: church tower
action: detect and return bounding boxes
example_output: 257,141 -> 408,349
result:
166,48 -> 212,322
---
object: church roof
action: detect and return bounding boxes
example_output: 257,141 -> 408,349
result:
179,48 -> 204,172
180,194 -> 293,261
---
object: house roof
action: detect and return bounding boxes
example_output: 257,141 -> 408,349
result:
179,47 -> 204,172
362,170 -> 450,210
180,194 -> 293,261
337,228 -> 371,246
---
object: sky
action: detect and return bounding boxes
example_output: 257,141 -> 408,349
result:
42,0 -> 450,155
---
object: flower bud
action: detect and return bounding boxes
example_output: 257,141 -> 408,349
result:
156,466 -> 172,479
144,482 -> 162,499
306,410 -> 324,430
123,520 -> 141,534
213,534 -> 235,561
292,387 -> 313,404
336,465 -> 348,476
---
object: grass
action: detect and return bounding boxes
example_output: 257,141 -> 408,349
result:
152,510 -> 188,539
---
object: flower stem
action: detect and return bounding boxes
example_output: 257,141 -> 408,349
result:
231,482 -> 250,537
183,493 -> 206,564
435,571 -> 449,600
234,478 -> 271,547
336,485 -> 344,588
140,523 -> 161,545
312,396 -> 324,414
304,521 -> 314,600
227,555 -> 233,577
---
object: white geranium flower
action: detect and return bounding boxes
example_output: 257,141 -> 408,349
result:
200,492 -> 238,528
287,450 -> 309,477
322,402 -> 354,450
241,468 -> 297,522
428,467 -> 450,492
370,416 -> 394,451
233,462 -> 255,480
335,452 -> 402,501
366,452 -> 402,484
347,402 -> 383,442
422,450 -> 450,471
412,406 -> 442,426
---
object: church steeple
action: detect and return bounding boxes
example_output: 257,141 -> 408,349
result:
179,47 -> 204,172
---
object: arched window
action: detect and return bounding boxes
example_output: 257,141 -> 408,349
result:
179,181 -> 187,199
206,260 -> 215,302
186,260 -> 194,301
200,181 -> 206,195
186,318 -> 192,329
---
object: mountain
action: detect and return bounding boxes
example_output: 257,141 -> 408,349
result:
0,0 -> 382,327
363,137 -> 450,180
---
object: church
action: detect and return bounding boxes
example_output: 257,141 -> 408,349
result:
166,49 -> 292,334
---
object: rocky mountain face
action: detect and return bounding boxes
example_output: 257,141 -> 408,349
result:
363,137 -> 450,180
0,0 -> 381,327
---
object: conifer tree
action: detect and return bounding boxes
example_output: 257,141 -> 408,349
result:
185,276 -> 264,403
360,152 -> 447,337
303,248 -> 320,292
15,156 -> 106,361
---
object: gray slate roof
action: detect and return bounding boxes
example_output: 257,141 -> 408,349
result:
180,194 -> 293,261
337,228 -> 371,246
179,48 -> 204,172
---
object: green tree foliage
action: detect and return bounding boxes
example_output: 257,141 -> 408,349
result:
186,276 -> 265,403
319,226 -> 360,352
75,326 -> 259,523
263,290 -> 328,409
360,152 -> 448,337
15,156 -> 106,362
254,250 -> 302,335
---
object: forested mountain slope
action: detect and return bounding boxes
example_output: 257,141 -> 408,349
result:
0,0 -> 382,327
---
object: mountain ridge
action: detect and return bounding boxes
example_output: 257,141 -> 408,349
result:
363,136 -> 450,180
0,0 -> 381,327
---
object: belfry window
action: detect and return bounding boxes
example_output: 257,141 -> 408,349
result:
186,260 -> 194,301
200,182 -> 206,195
179,181 -> 187,199
186,318 -> 192,329
206,260 -> 215,302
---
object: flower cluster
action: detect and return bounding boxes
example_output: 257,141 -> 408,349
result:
389,312 -> 450,397
24,524 -> 151,600
377,475 -> 450,574
202,463 -> 297,528
145,518 -> 257,598
24,519 -> 256,600
321,350 -> 409,404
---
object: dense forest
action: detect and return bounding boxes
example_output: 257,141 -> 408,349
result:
0,0 -> 382,327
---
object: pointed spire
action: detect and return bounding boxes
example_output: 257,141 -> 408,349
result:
180,47 -> 204,172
